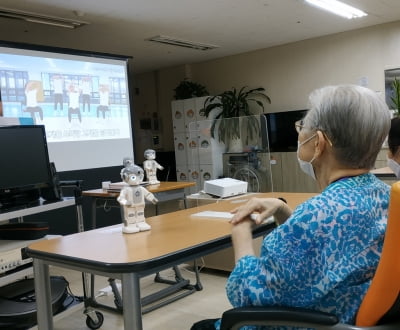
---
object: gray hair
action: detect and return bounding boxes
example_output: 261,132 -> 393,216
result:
303,85 -> 390,169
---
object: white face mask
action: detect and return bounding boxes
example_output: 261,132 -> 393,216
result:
297,134 -> 317,180
387,158 -> 400,179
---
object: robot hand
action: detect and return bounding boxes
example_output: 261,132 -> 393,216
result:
152,197 -> 158,204
118,199 -> 128,206
117,196 -> 127,206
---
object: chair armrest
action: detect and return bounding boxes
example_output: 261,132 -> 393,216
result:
220,306 -> 339,330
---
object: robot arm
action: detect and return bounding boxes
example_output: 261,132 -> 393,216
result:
144,189 -> 158,204
117,188 -> 129,206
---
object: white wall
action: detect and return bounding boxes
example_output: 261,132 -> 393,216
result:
134,21 -> 400,151
133,65 -> 186,161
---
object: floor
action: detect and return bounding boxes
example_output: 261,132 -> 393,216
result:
35,263 -> 231,330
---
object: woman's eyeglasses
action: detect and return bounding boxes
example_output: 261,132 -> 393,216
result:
295,119 -> 304,134
295,119 -> 333,146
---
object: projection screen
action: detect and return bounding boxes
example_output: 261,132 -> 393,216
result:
0,41 -> 134,171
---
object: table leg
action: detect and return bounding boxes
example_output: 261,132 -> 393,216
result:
76,203 -> 85,232
33,259 -> 53,330
122,272 -> 142,330
183,192 -> 188,209
91,198 -> 97,229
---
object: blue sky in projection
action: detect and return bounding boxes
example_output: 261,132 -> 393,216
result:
0,52 -> 125,81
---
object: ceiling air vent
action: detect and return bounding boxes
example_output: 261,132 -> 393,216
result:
147,35 -> 218,51
0,7 -> 89,29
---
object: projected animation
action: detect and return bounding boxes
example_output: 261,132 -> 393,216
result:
0,50 -> 131,143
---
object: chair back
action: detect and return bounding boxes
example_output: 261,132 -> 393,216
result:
355,181 -> 400,326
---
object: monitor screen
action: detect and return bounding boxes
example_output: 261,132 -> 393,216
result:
0,125 -> 52,206
264,110 -> 308,152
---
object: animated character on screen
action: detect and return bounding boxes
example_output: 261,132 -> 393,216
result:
67,84 -> 82,123
143,149 -> 164,184
117,164 -> 158,233
97,84 -> 110,119
25,81 -> 44,122
80,76 -> 92,112
52,75 -> 64,112
0,91 -> 3,117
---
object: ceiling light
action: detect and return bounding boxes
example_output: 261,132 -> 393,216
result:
305,0 -> 367,19
147,35 -> 218,51
0,7 -> 89,29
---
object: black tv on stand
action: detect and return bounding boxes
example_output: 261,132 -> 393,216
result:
262,109 -> 308,152
0,125 -> 55,211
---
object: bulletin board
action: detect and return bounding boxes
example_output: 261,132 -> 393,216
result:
384,68 -> 400,110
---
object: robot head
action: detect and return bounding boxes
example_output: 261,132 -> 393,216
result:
123,157 -> 134,168
144,149 -> 156,160
120,165 -> 144,186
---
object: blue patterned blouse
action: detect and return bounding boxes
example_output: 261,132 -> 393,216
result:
217,173 -> 390,330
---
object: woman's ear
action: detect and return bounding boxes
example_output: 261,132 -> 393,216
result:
314,130 -> 327,155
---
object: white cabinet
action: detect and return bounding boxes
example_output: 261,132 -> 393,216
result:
172,96 -> 224,194
171,100 -> 185,132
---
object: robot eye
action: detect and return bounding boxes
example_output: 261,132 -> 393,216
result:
130,175 -> 137,180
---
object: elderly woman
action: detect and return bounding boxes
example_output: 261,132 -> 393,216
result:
191,85 -> 391,330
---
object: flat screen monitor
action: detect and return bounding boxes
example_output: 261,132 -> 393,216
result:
264,109 -> 308,152
0,125 -> 53,209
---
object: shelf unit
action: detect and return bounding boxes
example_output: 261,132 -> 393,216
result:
0,197 -> 75,222
0,198 -> 76,287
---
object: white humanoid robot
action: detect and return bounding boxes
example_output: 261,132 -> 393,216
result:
143,149 -> 164,184
117,164 -> 158,234
122,156 -> 134,168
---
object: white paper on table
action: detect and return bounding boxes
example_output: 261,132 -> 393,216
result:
191,211 -> 275,224
191,211 -> 234,219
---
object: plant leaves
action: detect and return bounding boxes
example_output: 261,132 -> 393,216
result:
203,86 -> 271,145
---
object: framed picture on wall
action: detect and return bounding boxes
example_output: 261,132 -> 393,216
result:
384,68 -> 400,110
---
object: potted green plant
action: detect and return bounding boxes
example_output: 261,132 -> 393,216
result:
202,86 -> 271,151
391,77 -> 400,117
173,79 -> 209,100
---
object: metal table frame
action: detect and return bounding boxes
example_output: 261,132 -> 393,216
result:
29,222 -> 274,330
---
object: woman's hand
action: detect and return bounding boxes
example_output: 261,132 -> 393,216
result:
230,197 -> 292,225
231,219 -> 255,262
229,198 -> 292,262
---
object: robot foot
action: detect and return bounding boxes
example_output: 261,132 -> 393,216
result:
148,180 -> 160,185
122,225 -> 140,234
137,222 -> 151,231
